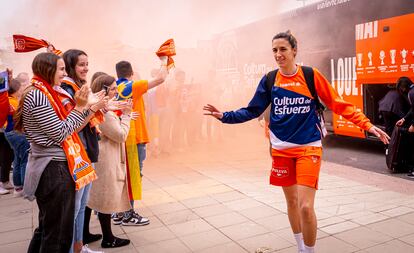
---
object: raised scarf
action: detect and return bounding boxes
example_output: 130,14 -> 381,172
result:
31,76 -> 97,190
156,39 -> 176,70
13,35 -> 62,55
61,78 -> 104,131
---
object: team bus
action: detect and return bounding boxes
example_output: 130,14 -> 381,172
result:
208,0 -> 414,140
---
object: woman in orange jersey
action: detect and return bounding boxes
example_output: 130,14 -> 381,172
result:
204,31 -> 389,253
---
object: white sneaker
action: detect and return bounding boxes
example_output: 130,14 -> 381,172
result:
0,182 -> 14,190
0,187 -> 9,195
81,244 -> 104,253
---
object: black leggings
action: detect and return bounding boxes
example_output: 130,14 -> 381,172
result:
98,213 -> 114,242
83,206 -> 92,240
0,132 -> 13,183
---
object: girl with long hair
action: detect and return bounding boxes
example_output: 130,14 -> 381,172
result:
15,52 -> 92,253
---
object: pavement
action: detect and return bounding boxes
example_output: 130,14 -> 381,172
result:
1,130 -> 414,253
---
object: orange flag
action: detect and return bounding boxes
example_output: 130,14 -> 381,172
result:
156,39 -> 176,69
13,35 -> 62,55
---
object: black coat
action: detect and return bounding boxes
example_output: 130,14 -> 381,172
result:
378,90 -> 410,118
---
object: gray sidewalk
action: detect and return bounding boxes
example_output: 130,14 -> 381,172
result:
1,136 -> 414,253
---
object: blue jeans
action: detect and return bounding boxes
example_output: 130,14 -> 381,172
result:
5,131 -> 29,187
70,182 -> 91,252
137,143 -> 146,176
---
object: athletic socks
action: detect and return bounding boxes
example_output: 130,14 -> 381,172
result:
304,245 -> 315,253
294,232 -> 305,252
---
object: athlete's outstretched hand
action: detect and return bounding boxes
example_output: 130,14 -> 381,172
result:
368,125 -> 390,144
203,104 -> 223,119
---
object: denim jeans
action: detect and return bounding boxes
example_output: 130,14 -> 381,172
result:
69,182 -> 92,253
5,131 -> 30,187
137,143 -> 146,176
27,161 -> 76,253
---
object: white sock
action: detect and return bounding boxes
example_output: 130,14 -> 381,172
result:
294,233 -> 305,251
304,245 -> 315,253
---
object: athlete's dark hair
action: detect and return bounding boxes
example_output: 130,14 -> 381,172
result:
272,30 -> 298,50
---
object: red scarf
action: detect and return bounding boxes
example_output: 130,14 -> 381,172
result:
13,35 -> 62,55
156,39 -> 176,70
31,76 -> 97,190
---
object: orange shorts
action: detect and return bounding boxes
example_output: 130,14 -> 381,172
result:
270,146 -> 322,189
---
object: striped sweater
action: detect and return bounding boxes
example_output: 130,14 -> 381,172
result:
22,89 -> 89,159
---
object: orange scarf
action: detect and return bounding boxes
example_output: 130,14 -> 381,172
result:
156,39 -> 176,70
61,78 -> 104,131
31,76 -> 97,190
13,34 -> 62,55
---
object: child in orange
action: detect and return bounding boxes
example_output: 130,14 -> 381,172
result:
113,56 -> 168,226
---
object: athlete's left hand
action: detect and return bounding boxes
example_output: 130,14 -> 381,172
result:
368,125 -> 390,144
409,125 -> 414,133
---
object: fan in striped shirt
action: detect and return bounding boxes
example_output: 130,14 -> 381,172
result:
13,52 -> 97,253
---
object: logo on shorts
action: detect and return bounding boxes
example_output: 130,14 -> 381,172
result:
311,156 -> 319,163
271,166 -> 289,178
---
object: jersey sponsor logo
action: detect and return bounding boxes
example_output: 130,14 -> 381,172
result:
279,82 -> 301,88
273,97 -> 312,115
271,166 -> 289,178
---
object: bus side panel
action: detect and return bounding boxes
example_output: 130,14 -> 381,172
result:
330,11 -> 414,138
356,13 -> 414,83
